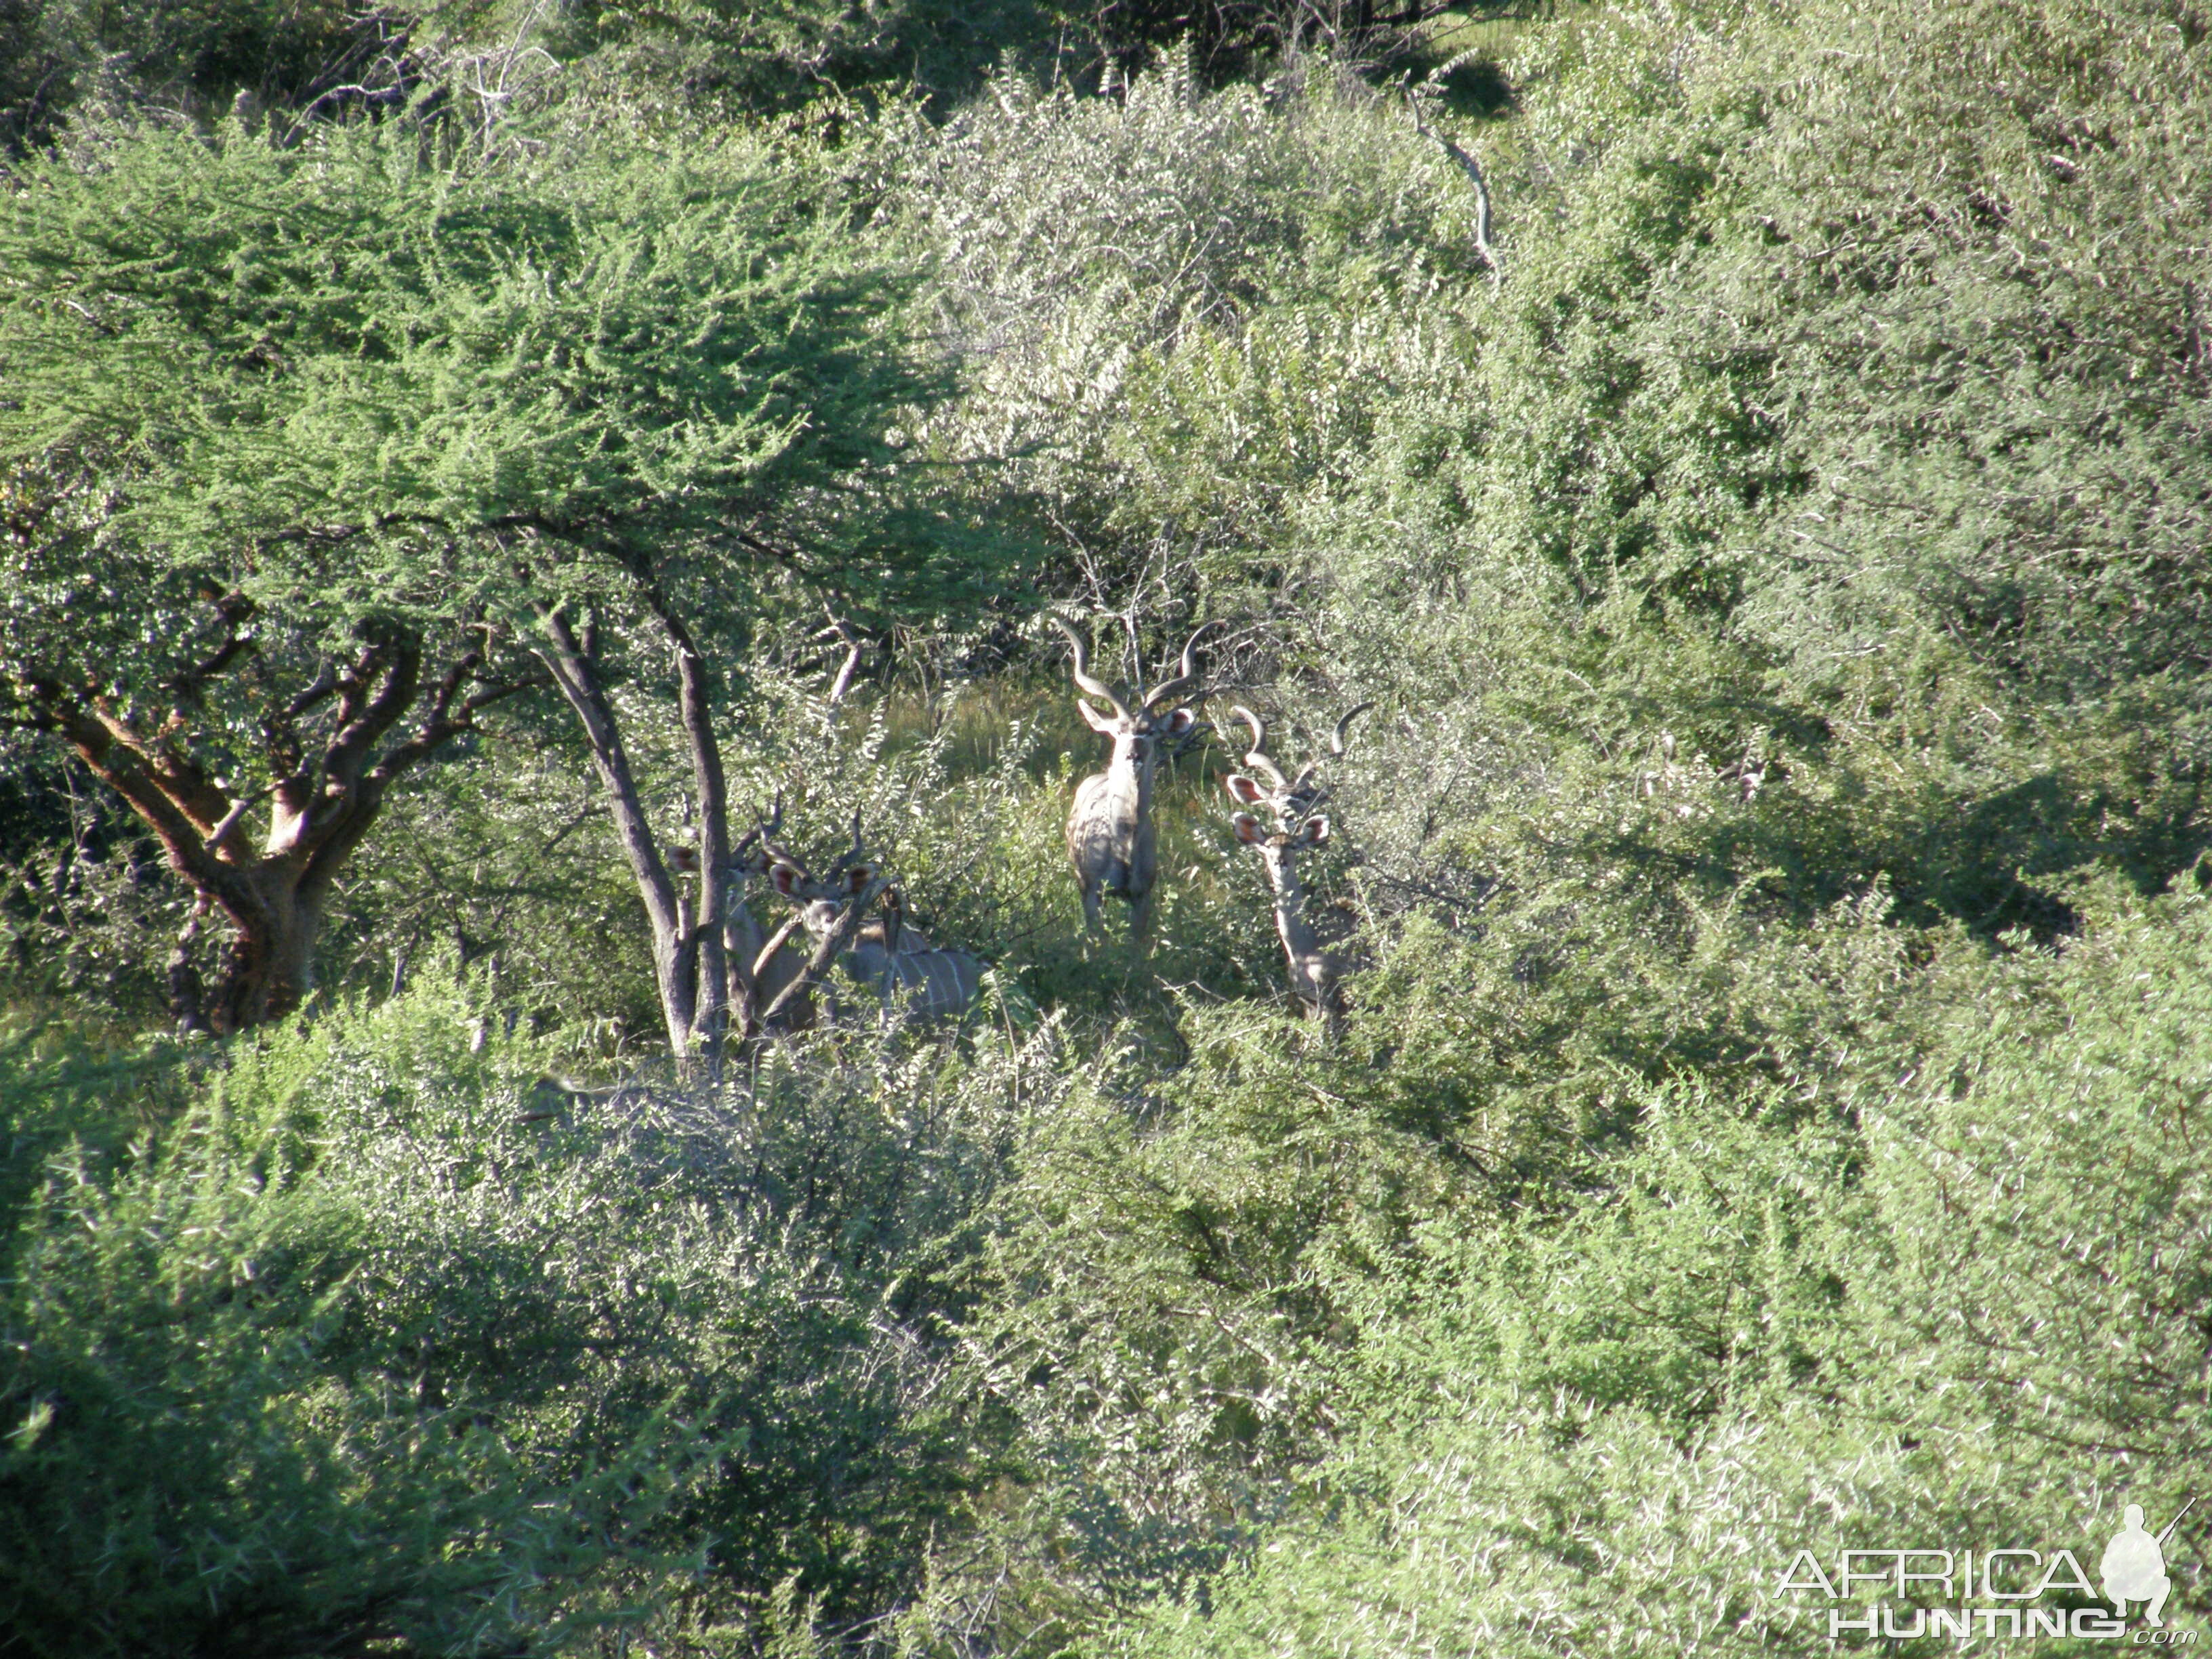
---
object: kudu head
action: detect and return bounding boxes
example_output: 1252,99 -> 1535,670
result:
1222,702 -> 1373,879
708,798 -> 821,1033
764,815 -> 882,941
1221,701 -> 1372,1033
761,825 -> 980,1025
1051,617 -> 1215,775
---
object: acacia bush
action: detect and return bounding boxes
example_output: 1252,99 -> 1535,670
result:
0,0 -> 495,152
1104,881 -> 2212,1656
894,58 -> 1495,604
909,871 -> 1947,1646
0,977 -> 1062,1654
1303,0 -> 2212,933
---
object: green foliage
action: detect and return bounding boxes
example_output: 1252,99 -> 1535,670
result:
909,0 -> 2210,937
0,0 -> 495,153
0,118 -> 935,619
922,872 -> 1938,1645
0,107 -> 996,1033
1,981 -> 708,1654
0,976 -> 1054,1654
540,0 -> 1064,121
0,737 -> 183,1015
325,737 -> 665,1045
899,60 -> 1494,610
0,1012 -> 194,1262
1113,884 -> 2212,1658
1305,0 -> 2212,928
535,0 -> 1505,125
6,0 -> 2212,1653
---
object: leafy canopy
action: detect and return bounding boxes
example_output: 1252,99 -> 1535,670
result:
0,116 -> 948,643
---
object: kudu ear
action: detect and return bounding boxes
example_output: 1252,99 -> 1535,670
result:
1076,699 -> 1117,733
1159,707 -> 1197,738
1223,773 -> 1269,806
1298,815 -> 1330,846
1231,812 -> 1267,845
769,861 -> 805,899
841,862 -> 879,895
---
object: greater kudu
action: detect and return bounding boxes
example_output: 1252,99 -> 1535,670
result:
674,804 -> 814,1034
865,888 -> 987,1025
767,842 -> 984,1027
727,805 -> 819,1033
1053,617 -> 1216,944
1221,701 -> 1372,1035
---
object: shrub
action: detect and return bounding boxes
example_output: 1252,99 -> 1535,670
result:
0,975 -> 1055,1654
1109,884 -> 2212,1655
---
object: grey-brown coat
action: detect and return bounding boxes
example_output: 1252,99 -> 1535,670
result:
1054,617 -> 1215,945
769,858 -> 984,1027
1222,702 -> 1371,1034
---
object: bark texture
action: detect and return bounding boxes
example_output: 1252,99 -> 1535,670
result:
19,608 -> 523,1033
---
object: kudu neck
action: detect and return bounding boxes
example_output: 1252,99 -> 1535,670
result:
1247,851 -> 1320,968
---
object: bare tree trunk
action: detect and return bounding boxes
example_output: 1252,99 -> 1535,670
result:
534,592 -> 764,1070
642,590 -> 734,1065
534,606 -> 701,1061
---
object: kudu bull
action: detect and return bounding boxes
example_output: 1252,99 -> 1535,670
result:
766,836 -> 985,1027
1053,617 -> 1217,945
1222,701 -> 1372,1036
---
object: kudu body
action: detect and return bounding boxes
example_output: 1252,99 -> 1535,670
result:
1054,618 -> 1214,943
1222,703 -> 1372,1034
769,846 -> 984,1028
856,889 -> 987,1025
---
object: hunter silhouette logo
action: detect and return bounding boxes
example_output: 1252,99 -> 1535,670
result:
2105,1500 -> 2195,1629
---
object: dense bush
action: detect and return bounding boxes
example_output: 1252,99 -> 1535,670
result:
1107,883 -> 2212,1655
0,979 -> 1057,1653
0,0 -> 483,153
1308,0 -> 2212,930
5,0 -> 2209,1652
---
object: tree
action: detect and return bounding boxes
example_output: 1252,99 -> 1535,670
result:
0,463 -> 539,1033
0,116 -> 975,1045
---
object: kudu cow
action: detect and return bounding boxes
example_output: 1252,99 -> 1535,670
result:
866,888 -> 988,1025
674,804 -> 813,1034
1221,701 -> 1372,1036
1053,617 -> 1216,944
767,841 -> 985,1027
